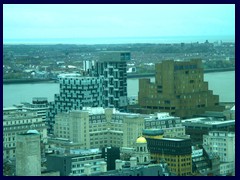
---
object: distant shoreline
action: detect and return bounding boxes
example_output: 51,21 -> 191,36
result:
3,68 -> 235,84
127,68 -> 235,79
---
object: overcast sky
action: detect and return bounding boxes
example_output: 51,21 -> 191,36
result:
3,4 -> 235,40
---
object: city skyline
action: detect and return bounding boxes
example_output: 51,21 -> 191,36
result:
3,4 -> 235,42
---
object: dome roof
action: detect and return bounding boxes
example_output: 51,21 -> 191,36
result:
136,136 -> 147,143
27,129 -> 40,134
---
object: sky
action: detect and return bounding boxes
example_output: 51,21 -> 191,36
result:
3,4 -> 235,41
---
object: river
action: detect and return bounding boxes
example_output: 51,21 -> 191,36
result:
3,71 -> 235,108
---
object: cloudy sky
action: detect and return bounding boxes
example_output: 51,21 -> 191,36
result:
3,4 -> 235,40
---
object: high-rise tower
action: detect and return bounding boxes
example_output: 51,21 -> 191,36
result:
95,51 -> 130,111
47,74 -> 104,134
138,59 -> 224,118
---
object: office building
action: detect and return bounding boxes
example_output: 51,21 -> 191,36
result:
52,107 -> 145,149
46,148 -> 105,176
138,59 -> 224,118
143,129 -> 192,176
3,108 -> 47,160
47,74 -> 104,134
203,131 -> 235,176
20,97 -> 49,121
15,131 -> 41,176
144,112 -> 186,138
182,117 -> 235,145
94,51 -> 130,111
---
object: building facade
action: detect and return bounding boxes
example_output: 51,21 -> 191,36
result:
94,51 -> 130,111
47,74 -> 104,134
46,149 -> 105,176
53,107 -> 144,149
20,97 -> 49,121
138,59 -> 224,118
143,129 -> 192,176
182,117 -> 235,145
3,108 -> 47,160
144,112 -> 186,138
15,132 -> 41,176
203,131 -> 235,176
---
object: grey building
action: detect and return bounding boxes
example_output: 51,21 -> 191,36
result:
15,131 -> 41,176
94,51 -> 130,111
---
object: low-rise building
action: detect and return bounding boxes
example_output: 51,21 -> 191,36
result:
203,131 -> 235,176
182,118 -> 235,145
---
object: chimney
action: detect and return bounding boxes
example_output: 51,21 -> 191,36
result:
130,157 -> 137,168
99,161 -> 107,173
115,159 -> 122,170
84,164 -> 91,176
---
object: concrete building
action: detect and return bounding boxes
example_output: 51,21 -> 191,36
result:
46,148 -> 105,176
182,117 -> 235,145
138,59 -> 224,118
3,108 -> 47,160
53,107 -> 145,150
20,97 -> 49,121
144,112 -> 186,138
143,129 -> 192,176
94,51 -> 130,111
191,145 -> 220,176
15,131 -> 41,176
47,74 -> 104,134
101,147 -> 120,171
203,131 -> 235,176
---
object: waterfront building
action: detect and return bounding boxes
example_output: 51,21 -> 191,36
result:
138,59 -> 224,118
3,108 -> 47,160
182,117 -> 235,145
142,129 -> 192,176
52,107 -> 144,149
203,131 -> 235,176
94,51 -> 130,111
15,131 -> 41,176
47,74 -> 104,134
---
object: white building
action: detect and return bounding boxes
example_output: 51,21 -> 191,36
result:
52,107 -> 145,149
203,131 -> 235,176
3,108 -> 47,160
144,112 -> 187,138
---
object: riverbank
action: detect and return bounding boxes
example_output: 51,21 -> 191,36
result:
3,78 -> 56,84
3,68 -> 235,84
127,67 -> 235,78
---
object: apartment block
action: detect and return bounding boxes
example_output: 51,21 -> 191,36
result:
95,51 -> 130,111
47,74 -> 104,134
